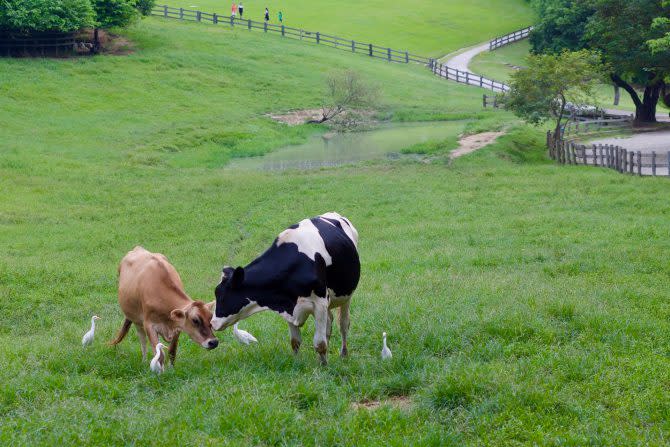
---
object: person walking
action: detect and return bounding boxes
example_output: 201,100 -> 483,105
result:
231,2 -> 237,18
278,11 -> 283,23
264,7 -> 270,22
238,2 -> 244,18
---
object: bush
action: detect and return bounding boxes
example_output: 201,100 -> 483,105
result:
135,0 -> 156,16
0,0 -> 95,34
91,0 -> 137,28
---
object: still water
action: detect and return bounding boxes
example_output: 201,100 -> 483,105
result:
228,121 -> 465,170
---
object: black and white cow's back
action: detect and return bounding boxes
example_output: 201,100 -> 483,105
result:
212,212 -> 360,364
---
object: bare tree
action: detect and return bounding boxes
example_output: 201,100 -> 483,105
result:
308,70 -> 378,125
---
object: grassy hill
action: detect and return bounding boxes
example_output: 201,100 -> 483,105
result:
3,11 -> 670,447
160,0 -> 535,56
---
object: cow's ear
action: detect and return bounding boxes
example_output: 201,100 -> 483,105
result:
170,309 -> 185,321
231,266 -> 245,289
221,266 -> 235,282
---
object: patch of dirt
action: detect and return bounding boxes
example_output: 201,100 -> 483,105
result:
77,29 -> 134,55
351,396 -> 412,411
450,131 -> 506,160
268,109 -> 324,126
268,109 -> 377,126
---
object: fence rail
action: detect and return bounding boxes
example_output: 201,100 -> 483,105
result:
562,115 -> 633,137
151,5 -> 433,65
547,130 -> 669,177
431,63 -> 509,92
489,26 -> 533,50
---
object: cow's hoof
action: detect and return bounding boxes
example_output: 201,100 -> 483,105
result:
319,353 -> 328,365
340,347 -> 348,358
291,339 -> 301,354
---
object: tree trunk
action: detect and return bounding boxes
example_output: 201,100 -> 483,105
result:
92,28 -> 100,54
611,73 -> 663,124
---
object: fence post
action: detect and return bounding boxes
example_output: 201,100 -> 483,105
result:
316,32 -> 320,43
622,149 -> 627,173
213,13 -> 218,24
369,44 -> 373,57
352,40 -> 355,52
592,145 -> 597,166
164,5 -> 168,17
668,151 -> 670,177
571,143 -> 577,164
248,19 -> 251,30
483,95 -> 487,108
405,51 -> 409,63
179,7 -> 184,19
387,48 -> 391,61
465,71 -> 469,85
637,151 -> 642,176
629,151 -> 634,174
264,21 -> 267,32
230,14 -> 234,26
282,25 -> 285,36
197,11 -> 201,22
652,151 -> 657,176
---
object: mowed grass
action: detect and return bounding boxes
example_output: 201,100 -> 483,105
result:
3,14 -> 670,447
161,0 -> 535,56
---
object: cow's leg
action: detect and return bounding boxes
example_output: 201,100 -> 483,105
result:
326,309 -> 334,342
144,322 -> 161,366
167,332 -> 180,366
135,323 -> 148,361
288,323 -> 302,354
338,300 -> 351,357
313,297 -> 329,365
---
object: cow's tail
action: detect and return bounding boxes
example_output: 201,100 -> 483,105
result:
109,318 -> 132,345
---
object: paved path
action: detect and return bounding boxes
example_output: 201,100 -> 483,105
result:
590,131 -> 670,153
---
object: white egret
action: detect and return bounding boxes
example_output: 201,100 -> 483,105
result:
82,315 -> 101,347
233,323 -> 258,345
381,332 -> 392,360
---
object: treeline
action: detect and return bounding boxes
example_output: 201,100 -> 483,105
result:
0,0 -> 155,51
528,0 -> 669,123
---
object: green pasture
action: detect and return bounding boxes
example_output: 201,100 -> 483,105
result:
3,12 -> 670,447
160,0 -> 535,56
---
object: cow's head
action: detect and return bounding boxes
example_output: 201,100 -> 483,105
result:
212,266 -> 259,330
170,300 -> 219,349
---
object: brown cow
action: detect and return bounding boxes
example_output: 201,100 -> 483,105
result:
110,246 -> 218,368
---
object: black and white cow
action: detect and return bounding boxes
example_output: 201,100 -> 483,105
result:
211,212 -> 360,364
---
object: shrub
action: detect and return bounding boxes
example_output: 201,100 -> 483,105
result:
135,0 -> 156,16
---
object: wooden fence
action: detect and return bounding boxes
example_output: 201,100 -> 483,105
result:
0,33 -> 77,56
483,94 -> 503,108
151,5 -> 433,65
547,130 -> 669,177
431,63 -> 509,92
489,26 -> 533,50
562,115 -> 633,137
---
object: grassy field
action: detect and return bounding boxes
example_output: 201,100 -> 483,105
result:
160,0 -> 535,56
3,11 -> 670,447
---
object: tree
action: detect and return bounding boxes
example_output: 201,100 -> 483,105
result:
90,0 -> 137,51
0,0 -> 95,34
530,0 -> 670,123
504,50 -> 604,135
308,70 -> 378,126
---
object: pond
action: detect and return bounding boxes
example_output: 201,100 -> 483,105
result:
228,121 -> 466,170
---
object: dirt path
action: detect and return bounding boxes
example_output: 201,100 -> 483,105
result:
450,131 -> 505,160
